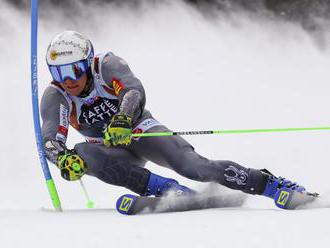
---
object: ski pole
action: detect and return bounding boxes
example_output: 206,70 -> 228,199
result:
131,126 -> 330,138
79,179 -> 94,209
31,0 -> 62,211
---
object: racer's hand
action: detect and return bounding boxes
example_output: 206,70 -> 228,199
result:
57,150 -> 87,181
104,114 -> 132,146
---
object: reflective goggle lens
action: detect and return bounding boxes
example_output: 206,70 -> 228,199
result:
49,60 -> 88,83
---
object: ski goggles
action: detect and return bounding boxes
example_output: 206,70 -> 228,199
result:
48,60 -> 89,83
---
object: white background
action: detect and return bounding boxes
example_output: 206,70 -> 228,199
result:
0,1 -> 329,247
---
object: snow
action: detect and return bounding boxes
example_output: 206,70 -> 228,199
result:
1,208 -> 329,248
1,1 -> 330,247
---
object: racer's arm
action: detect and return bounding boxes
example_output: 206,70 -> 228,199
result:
41,87 -> 86,181
101,53 -> 146,124
40,86 -> 70,164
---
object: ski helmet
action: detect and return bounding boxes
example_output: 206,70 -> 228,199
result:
46,30 -> 94,83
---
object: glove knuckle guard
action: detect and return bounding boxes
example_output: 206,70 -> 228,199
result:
103,114 -> 133,147
57,151 -> 87,181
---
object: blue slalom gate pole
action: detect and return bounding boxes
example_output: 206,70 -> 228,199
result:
31,0 -> 62,211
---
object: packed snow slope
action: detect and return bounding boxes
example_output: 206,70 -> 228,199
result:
0,1 -> 330,248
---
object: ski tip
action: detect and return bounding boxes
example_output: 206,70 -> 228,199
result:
116,194 -> 137,215
274,188 -> 319,210
308,192 -> 320,197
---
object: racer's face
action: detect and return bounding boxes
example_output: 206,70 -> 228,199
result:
62,73 -> 88,96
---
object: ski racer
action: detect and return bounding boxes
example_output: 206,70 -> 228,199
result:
41,30 -> 313,209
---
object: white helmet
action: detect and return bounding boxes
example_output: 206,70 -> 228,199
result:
46,30 -> 94,83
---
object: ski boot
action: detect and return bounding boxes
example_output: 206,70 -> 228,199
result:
116,173 -> 195,215
146,173 -> 196,197
261,169 -> 318,209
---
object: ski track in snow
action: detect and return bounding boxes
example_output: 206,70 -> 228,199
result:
1,1 -> 330,247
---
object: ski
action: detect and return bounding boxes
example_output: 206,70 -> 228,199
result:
116,192 -> 246,215
274,189 -> 319,209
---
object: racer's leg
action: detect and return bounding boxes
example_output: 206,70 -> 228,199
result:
74,142 -> 149,195
129,125 -> 268,195
74,142 -> 193,196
